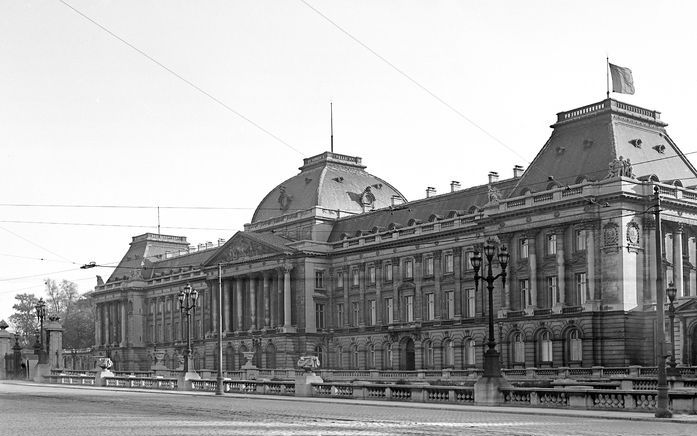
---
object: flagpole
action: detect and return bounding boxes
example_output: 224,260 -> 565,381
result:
606,56 -> 610,99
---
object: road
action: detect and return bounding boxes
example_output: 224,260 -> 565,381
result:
0,381 -> 694,435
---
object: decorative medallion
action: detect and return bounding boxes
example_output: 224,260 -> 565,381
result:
360,186 -> 376,207
626,222 -> 640,246
603,223 -> 619,246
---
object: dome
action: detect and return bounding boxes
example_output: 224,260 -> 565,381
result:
251,152 -> 406,224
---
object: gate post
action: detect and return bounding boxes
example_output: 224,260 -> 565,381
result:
0,320 -> 12,380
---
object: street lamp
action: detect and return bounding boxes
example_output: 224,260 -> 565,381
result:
666,283 -> 678,377
178,283 -> 199,377
471,240 -> 510,378
34,298 -> 47,364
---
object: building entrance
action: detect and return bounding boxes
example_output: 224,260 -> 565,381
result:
400,338 -> 415,370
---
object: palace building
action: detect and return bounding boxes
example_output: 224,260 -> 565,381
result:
92,98 -> 697,372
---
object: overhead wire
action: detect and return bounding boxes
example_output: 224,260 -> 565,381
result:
56,0 -> 303,155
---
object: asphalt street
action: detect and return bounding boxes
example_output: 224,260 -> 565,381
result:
0,381 -> 694,435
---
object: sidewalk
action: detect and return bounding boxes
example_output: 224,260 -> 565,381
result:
6,380 -> 697,424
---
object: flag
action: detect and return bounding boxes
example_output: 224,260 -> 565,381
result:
609,63 -> 635,94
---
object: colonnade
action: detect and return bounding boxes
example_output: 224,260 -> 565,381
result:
95,300 -> 127,347
210,266 -> 293,334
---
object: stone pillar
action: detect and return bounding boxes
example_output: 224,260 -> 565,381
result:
554,228 -> 566,313
120,301 -> 127,347
211,281 -> 219,334
454,248 -> 462,318
674,224 -> 684,296
45,317 -> 64,369
414,254 -> 423,321
528,234 -> 538,310
392,258 -> 401,322
359,263 -> 366,327
249,275 -> 257,330
263,272 -> 270,328
95,303 -> 101,346
283,266 -> 293,329
434,251 -> 442,320
277,269 -> 284,327
235,277 -> 244,331
375,261 -> 382,325
342,266 -> 350,326
223,279 -> 232,333
104,302 -> 111,344
689,235 -> 696,297
0,323 -> 12,379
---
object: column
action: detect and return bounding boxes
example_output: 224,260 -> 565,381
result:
674,224 -> 684,296
414,254 -> 423,321
223,279 -> 232,332
454,248 -> 462,318
235,277 -> 244,331
120,300 -> 127,347
249,275 -> 257,330
95,303 -> 101,346
556,228 -> 566,308
211,281 -> 219,334
434,251 -> 442,320
359,263 -> 366,327
160,297 -> 165,344
586,225 -> 596,303
528,234 -> 538,309
277,269 -> 284,327
375,261 -> 382,325
689,234 -> 696,297
263,272 -> 271,328
392,258 -> 400,322
283,266 -> 292,327
342,266 -> 349,327
104,302 -> 111,344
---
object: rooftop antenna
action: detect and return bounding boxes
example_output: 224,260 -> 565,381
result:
157,206 -> 161,235
330,101 -> 334,153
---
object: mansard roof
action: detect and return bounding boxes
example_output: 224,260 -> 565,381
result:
251,152 -> 406,224
510,98 -> 697,196
327,177 -> 518,242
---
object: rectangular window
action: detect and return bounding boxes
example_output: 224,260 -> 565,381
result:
547,234 -> 557,255
520,238 -> 529,259
384,262 -> 393,282
405,295 -> 414,322
464,251 -> 473,271
352,302 -> 360,326
336,303 -> 344,328
385,297 -> 394,324
369,300 -> 377,326
464,288 -> 475,318
547,276 -> 558,306
315,303 -> 325,329
352,268 -> 359,287
404,259 -> 414,279
336,271 -> 344,289
368,265 -> 376,284
424,257 -> 434,276
575,272 -> 588,306
315,270 -> 324,289
519,279 -> 530,308
445,290 -> 455,319
426,293 -> 435,320
575,229 -> 586,252
444,253 -> 454,274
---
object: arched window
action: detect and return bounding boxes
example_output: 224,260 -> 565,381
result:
367,344 -> 376,368
350,344 -> 359,369
314,345 -> 326,369
513,333 -> 525,365
336,346 -> 344,369
443,340 -> 454,368
464,338 -> 476,366
383,343 -> 393,369
423,341 -> 434,368
569,330 -> 582,362
540,331 -> 553,363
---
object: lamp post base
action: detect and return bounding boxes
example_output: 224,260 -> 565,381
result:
475,349 -> 511,405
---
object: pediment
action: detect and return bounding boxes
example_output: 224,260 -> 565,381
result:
205,231 -> 292,266
675,297 -> 697,314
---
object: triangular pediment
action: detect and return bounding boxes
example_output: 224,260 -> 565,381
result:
204,231 -> 293,266
675,297 -> 697,314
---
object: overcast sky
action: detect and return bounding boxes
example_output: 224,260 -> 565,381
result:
1,0 -> 696,323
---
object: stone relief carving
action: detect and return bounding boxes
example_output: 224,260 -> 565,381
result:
603,223 -> 619,247
626,222 -> 640,246
278,185 -> 293,211
220,238 -> 278,262
607,155 -> 635,179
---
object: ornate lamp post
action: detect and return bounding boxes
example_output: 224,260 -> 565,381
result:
471,240 -> 510,378
178,283 -> 199,378
34,298 -> 47,364
666,284 -> 679,377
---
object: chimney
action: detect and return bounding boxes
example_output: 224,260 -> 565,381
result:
488,171 -> 499,184
450,181 -> 461,192
513,165 -> 525,178
205,241 -> 213,249
426,187 -> 436,198
197,243 -> 205,251
218,238 -> 226,246
391,195 -> 403,206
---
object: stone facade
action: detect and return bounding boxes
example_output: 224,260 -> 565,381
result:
92,98 -> 697,372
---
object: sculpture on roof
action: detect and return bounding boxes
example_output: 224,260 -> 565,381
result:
488,185 -> 502,203
278,185 -> 293,212
607,156 -> 635,179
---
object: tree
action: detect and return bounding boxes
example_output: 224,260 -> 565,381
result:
45,279 -> 80,319
62,295 -> 95,349
8,293 -> 39,346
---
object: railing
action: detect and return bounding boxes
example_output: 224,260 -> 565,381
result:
105,376 -> 178,390
312,382 -> 475,405
46,374 -> 95,385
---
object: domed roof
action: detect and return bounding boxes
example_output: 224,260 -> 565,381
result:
251,152 -> 406,224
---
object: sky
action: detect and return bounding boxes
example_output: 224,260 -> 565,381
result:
1,0 -> 696,323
